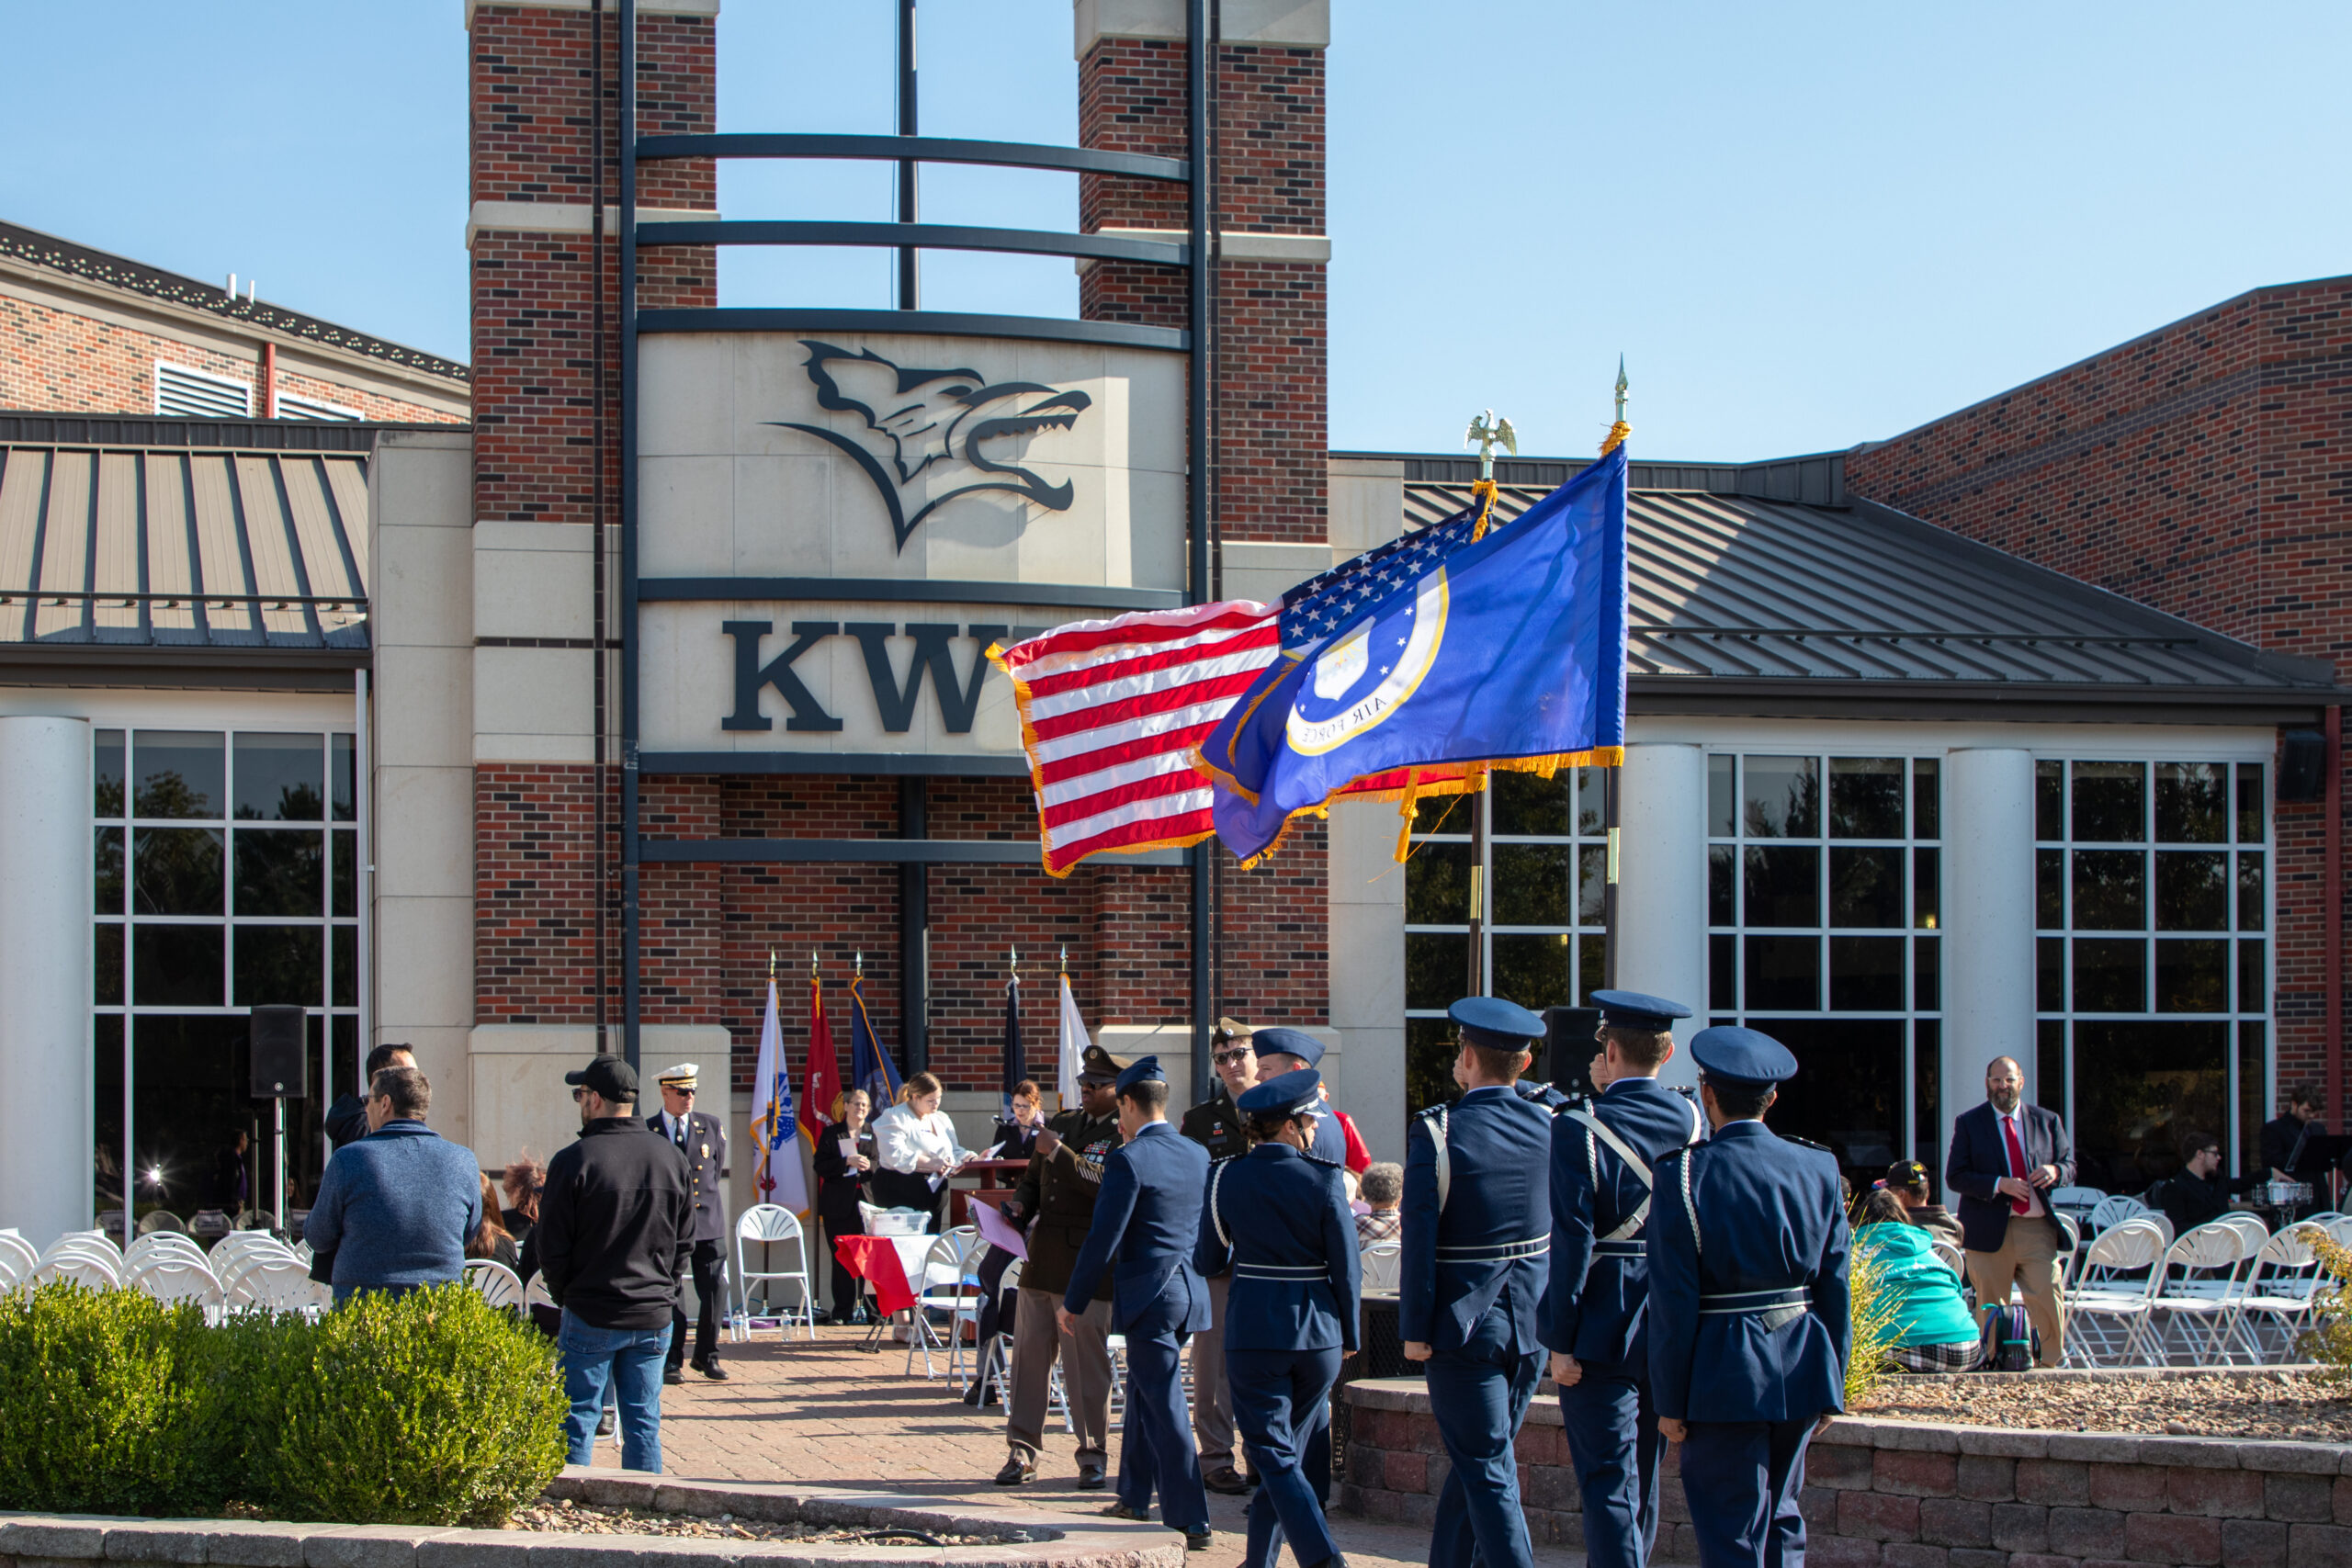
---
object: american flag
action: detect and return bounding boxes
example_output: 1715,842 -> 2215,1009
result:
989,507 -> 1484,876
991,600 -> 1283,876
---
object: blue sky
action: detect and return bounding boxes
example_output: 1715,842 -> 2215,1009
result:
5,2 -> 2347,462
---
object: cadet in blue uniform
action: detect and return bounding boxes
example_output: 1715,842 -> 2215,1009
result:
1649,1028 -> 1851,1568
1541,991 -> 1703,1568
1061,1056 -> 1216,1551
1401,997 -> 1555,1568
1250,1028 -> 1354,1169
1194,1067 -> 1362,1568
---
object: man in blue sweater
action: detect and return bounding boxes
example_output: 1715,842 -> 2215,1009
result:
303,1066 -> 481,1304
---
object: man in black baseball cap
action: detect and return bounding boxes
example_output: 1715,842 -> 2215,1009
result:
536,1055 -> 693,1472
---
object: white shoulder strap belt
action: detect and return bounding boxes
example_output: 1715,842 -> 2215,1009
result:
1209,1159 -> 1231,1250
1425,1105 -> 1451,1213
1566,1095 -> 1704,1244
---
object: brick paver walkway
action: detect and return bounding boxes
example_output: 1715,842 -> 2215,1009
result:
590,1323 -> 1594,1568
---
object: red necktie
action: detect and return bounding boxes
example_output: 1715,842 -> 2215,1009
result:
2002,1115 -> 2030,1216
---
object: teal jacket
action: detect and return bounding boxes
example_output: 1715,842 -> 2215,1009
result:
1855,1220 -> 1976,1348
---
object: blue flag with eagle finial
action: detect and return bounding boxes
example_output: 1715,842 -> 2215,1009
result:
1193,445 -> 1629,866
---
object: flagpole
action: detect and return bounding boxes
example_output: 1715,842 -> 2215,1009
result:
1602,357 -> 1629,988
1462,411 -> 1517,998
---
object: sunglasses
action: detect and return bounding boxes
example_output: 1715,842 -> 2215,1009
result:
1213,1049 -> 1254,1067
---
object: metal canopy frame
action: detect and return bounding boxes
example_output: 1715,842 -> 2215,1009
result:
616,0 -> 1216,1089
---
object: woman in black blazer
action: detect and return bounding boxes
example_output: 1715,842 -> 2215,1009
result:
812,1088 -> 876,1324
989,1078 -> 1047,1160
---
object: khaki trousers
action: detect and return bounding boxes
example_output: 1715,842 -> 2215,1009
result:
1191,1271 -> 1235,1471
1964,1213 -> 2065,1368
1007,1287 -> 1114,1466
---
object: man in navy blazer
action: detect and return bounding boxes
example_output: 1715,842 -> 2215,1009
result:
1944,1055 -> 2075,1368
1063,1056 -> 1215,1551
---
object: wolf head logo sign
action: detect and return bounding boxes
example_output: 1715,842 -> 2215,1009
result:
769,340 -> 1092,552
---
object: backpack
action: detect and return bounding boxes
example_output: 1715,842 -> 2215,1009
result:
1977,1303 -> 2038,1371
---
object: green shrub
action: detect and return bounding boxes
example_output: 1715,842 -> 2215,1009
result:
243,1283 -> 568,1527
1844,1247 -> 1900,1408
0,1283 -> 223,1516
0,1281 -> 566,1527
2298,1225 -> 2352,1378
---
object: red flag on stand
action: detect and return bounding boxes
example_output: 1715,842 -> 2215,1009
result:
801,968 -> 841,1150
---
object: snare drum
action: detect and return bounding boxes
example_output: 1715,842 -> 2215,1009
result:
2261,1179 -> 2313,1209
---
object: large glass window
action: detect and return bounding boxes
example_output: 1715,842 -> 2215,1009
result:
1706,754 -> 1943,1183
2036,760 -> 2267,1189
93,728 -> 361,1235
1403,769 -> 1609,1111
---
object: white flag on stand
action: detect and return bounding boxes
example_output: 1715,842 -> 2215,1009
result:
751,976 -> 810,1217
1057,973 -> 1090,1111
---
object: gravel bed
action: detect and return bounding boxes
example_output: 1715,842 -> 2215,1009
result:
1856,1369 -> 2352,1442
508,1499 -> 998,1544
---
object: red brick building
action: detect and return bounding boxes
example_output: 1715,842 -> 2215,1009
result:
0,220 -> 469,424
1846,276 -> 2351,1126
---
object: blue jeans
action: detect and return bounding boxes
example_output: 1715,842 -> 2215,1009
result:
560,1311 -> 668,1472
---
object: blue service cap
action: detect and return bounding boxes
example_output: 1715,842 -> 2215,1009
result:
1448,995 -> 1547,1051
1690,1025 -> 1799,1087
1114,1055 -> 1167,1095
1589,989 -> 1693,1033
1238,1066 -> 1323,1120
1250,1027 -> 1325,1067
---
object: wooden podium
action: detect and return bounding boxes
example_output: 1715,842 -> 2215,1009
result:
951,1157 -> 1031,1228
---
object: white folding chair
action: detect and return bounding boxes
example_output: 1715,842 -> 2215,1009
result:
2049,1185 -> 2105,1213
124,1233 -> 209,1271
464,1258 -> 526,1312
905,1226 -> 981,1380
525,1273 -> 556,1313
126,1255 -> 225,1317
2225,1224 -> 2329,1364
1928,1238 -> 1966,1279
976,1258 -> 1023,1405
1360,1240 -> 1401,1293
2086,1194 -> 2148,1235
32,1249 -> 121,1291
2142,1223 -> 2253,1365
0,1230 -> 40,1280
222,1256 -> 325,1315
2061,1218 -> 2165,1366
732,1204 -> 817,1342
2220,1213 -> 2272,1252
50,1229 -> 124,1263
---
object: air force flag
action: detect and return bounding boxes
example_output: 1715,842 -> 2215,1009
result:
1195,446 -> 1629,866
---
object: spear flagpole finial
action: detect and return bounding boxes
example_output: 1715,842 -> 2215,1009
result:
854,950 -> 863,978
1601,356 -> 1633,457
1614,355 -> 1629,424
768,949 -> 776,981
809,949 -> 819,977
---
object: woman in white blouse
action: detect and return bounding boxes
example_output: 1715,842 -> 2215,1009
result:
868,1072 -> 973,1229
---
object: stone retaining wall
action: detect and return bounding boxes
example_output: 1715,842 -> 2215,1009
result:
0,1469 -> 1183,1568
1340,1377 -> 2352,1568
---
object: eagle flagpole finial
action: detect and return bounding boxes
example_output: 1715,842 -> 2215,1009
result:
1464,409 -> 1518,484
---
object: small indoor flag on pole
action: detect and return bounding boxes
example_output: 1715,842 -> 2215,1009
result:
1056,953 -> 1088,1111
750,955 -> 810,1218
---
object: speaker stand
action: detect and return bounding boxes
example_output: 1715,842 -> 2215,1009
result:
273,1096 -> 288,1235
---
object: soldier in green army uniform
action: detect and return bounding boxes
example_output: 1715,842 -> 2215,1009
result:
994,1044 -> 1125,1489
1179,1016 -> 1258,1493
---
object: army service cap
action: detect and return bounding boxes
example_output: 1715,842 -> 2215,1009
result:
1238,1066 -> 1323,1120
1690,1025 -> 1799,1087
655,1062 -> 700,1089
1251,1027 -> 1325,1067
1448,995 -> 1547,1051
1114,1055 -> 1167,1095
1589,989 -> 1693,1033
1077,1044 -> 1128,1086
1213,1015 -> 1255,1045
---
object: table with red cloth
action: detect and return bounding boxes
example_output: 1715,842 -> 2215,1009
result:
830,1233 -> 935,1317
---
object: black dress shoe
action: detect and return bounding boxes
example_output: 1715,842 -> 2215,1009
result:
1183,1528 -> 1214,1552
1077,1464 -> 1106,1491
1203,1466 -> 1249,1495
962,1382 -> 984,1406
1099,1502 -> 1151,1521
662,1367 -> 684,1385
700,1361 -> 729,1382
993,1456 -> 1035,1486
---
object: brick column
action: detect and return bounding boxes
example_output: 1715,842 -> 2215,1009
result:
466,1 -> 716,1034
1078,0 -> 1335,1036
